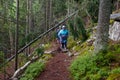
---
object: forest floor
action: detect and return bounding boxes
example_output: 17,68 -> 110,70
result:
36,41 -> 73,80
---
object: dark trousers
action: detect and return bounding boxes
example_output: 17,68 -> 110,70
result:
61,42 -> 67,49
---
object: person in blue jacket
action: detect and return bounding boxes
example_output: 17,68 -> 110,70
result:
56,26 -> 61,43
58,25 -> 69,50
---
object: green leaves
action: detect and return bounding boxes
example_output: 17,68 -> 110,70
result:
68,16 -> 88,41
20,62 -> 45,80
69,50 -> 120,80
53,0 -> 67,15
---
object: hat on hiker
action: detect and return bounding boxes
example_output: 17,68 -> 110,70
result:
62,25 -> 66,29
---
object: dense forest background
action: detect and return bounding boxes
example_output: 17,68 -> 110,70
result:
0,0 -> 120,63
1,0 -> 120,80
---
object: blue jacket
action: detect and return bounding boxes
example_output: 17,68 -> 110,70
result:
58,29 -> 68,43
56,29 -> 61,39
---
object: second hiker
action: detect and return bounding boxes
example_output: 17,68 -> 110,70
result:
58,25 -> 69,51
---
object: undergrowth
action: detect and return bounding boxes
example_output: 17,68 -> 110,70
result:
20,61 -> 45,80
19,43 -> 52,80
69,43 -> 120,80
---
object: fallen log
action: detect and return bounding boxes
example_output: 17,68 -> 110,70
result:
110,13 -> 120,21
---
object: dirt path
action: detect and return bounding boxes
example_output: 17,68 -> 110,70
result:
36,42 -> 72,80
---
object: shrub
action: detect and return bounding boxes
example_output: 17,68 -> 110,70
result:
35,47 -> 44,57
111,68 -> 120,74
69,52 -> 115,80
20,62 -> 45,80
68,36 -> 77,49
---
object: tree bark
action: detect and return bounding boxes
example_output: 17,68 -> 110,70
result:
44,0 -> 53,42
15,0 -> 19,71
94,0 -> 112,53
25,0 -> 29,56
29,0 -> 33,33
9,29 -> 14,55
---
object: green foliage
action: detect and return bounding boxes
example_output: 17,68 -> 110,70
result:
53,0 -> 67,16
35,47 -> 44,57
107,74 -> 120,80
76,16 -> 88,41
69,47 -> 120,80
43,43 -> 51,50
68,20 -> 79,40
107,67 -> 120,80
110,20 -> 114,24
20,62 -> 45,80
68,16 -> 88,41
67,36 -> 77,49
75,0 -> 99,23
40,54 -> 52,62
0,51 -> 4,60
107,68 -> 120,80
70,53 -> 99,80
86,0 -> 99,22
0,51 -> 5,68
108,44 -> 120,54
111,68 -> 120,74
72,41 -> 94,54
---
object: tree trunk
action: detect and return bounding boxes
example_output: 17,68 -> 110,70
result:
9,29 -> 14,55
25,0 -> 29,56
27,0 -> 33,55
45,0 -> 48,31
29,0 -> 33,33
94,0 -> 112,53
44,0 -> 53,42
15,0 -> 19,71
67,0 -> 70,16
49,0 -> 52,28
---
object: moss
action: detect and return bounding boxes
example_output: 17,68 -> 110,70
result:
73,42 -> 94,56
40,54 -> 52,62
87,74 -> 101,80
110,20 -> 114,24
69,43 -> 120,80
44,43 -> 51,50
107,74 -> 120,80
111,68 -> 120,75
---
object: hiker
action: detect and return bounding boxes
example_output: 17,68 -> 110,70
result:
56,26 -> 61,43
58,25 -> 69,51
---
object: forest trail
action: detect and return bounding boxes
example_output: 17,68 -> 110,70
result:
36,42 -> 73,80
